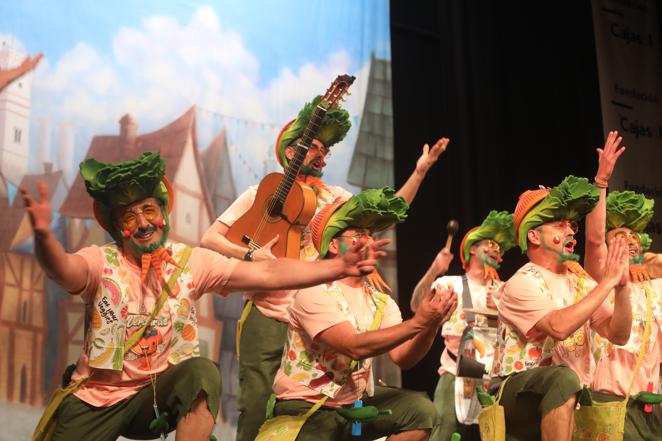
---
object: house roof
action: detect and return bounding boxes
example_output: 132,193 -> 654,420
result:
60,106 -> 212,219
201,128 -> 236,215
0,168 -> 66,251
347,54 -> 395,189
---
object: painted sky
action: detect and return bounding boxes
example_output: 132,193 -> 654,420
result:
1,0 -> 390,192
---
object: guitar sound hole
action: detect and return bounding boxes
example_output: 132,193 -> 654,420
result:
264,196 -> 284,221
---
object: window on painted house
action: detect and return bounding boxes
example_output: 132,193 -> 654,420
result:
186,212 -> 192,224
14,128 -> 22,144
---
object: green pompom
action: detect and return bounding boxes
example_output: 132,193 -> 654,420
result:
149,411 -> 170,434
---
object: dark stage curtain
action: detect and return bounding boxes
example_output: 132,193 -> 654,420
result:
390,1 -> 604,396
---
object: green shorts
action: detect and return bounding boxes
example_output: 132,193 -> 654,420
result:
52,357 -> 221,441
273,386 -> 436,441
496,365 -> 581,441
591,390 -> 662,441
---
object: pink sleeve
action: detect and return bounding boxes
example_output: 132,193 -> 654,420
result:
499,272 -> 558,336
217,187 -> 256,227
290,286 -> 350,340
188,247 -> 239,298
71,246 -> 103,304
380,297 -> 403,328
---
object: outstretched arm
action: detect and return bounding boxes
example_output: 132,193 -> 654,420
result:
21,181 -> 88,293
411,246 -> 453,311
224,238 -> 388,292
396,138 -> 449,205
584,130 -> 626,281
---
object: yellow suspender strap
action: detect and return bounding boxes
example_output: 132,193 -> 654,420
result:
348,292 -> 388,371
625,283 -> 653,399
236,300 -> 254,360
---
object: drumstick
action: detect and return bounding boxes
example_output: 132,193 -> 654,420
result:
445,219 -> 459,250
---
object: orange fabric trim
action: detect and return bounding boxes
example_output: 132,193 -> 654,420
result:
296,174 -> 330,195
629,265 -> 651,283
564,260 -> 594,280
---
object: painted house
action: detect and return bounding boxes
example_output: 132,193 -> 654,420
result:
0,167 -> 68,405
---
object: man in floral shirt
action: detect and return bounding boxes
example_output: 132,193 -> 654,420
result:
492,174 -> 632,441
267,188 -> 457,441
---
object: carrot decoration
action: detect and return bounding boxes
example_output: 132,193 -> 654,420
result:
564,260 -> 594,281
629,265 -> 651,283
140,247 -> 181,286
483,265 -> 501,282
366,270 -> 391,293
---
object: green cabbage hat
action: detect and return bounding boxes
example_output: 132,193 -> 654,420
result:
605,191 -> 654,233
460,210 -> 515,267
310,187 -> 408,258
275,95 -> 351,167
515,176 -> 599,251
79,152 -> 172,241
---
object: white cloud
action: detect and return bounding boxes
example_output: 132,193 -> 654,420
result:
25,6 -> 378,192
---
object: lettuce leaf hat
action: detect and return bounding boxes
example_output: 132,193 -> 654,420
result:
514,175 -> 599,252
79,151 -> 174,242
309,187 -> 409,258
459,210 -> 516,269
605,190 -> 654,234
275,95 -> 351,168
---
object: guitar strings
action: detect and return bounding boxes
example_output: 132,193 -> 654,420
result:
250,110 -> 324,249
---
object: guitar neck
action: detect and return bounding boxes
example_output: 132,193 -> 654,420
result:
274,104 -> 328,204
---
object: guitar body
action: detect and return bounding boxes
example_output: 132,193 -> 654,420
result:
226,172 -> 318,258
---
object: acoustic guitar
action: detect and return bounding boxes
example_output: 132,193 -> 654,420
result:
226,74 -> 355,258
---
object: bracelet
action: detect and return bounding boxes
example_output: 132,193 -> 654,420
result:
594,176 -> 609,189
243,249 -> 254,262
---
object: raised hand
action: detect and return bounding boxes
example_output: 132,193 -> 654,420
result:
415,138 -> 450,176
20,180 -> 52,235
253,235 -> 278,260
340,238 -> 389,277
603,236 -> 629,288
596,130 -> 626,182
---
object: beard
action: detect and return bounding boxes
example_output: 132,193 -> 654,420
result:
126,223 -> 170,255
480,253 -> 501,270
299,164 -> 324,178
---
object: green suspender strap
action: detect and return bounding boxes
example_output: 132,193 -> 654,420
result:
255,292 -> 389,441
573,281 -> 653,441
478,376 -> 510,441
31,247 -> 193,441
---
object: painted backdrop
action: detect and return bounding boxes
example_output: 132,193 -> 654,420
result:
0,1 -> 395,440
